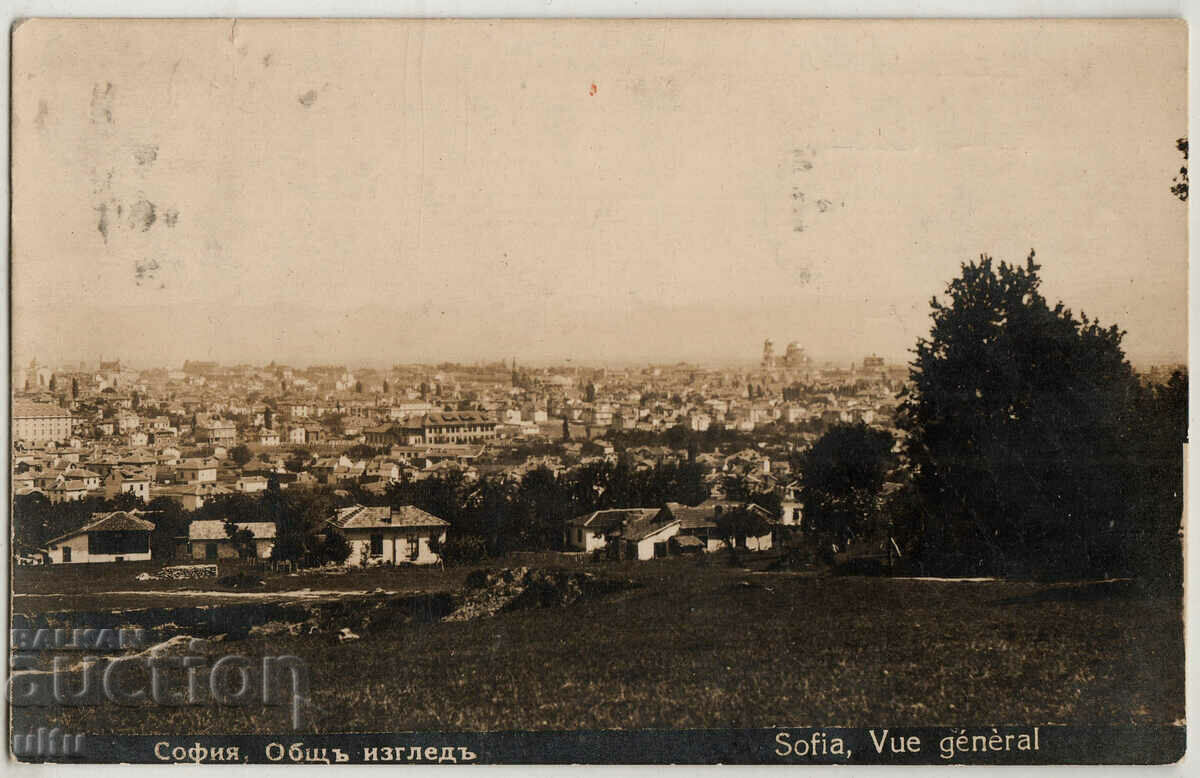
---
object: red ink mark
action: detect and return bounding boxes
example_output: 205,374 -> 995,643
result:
588,83 -> 597,96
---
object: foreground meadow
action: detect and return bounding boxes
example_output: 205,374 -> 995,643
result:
11,556 -> 1183,734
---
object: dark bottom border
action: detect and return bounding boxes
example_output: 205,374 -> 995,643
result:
11,726 -> 1186,765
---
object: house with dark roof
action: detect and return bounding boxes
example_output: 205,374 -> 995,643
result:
328,504 -> 450,566
46,511 -> 155,564
565,508 -> 659,552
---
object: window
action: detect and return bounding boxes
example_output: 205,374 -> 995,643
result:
370,533 -> 384,557
62,546 -> 71,562
407,536 -> 420,560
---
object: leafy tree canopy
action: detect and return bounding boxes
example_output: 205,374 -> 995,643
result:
798,423 -> 896,546
899,252 -> 1163,579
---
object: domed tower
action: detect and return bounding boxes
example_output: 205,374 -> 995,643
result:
783,341 -> 810,368
761,339 -> 776,369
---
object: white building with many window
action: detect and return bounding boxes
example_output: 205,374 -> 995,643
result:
12,401 -> 74,443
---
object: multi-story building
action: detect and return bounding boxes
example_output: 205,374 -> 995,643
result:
104,468 -> 152,502
366,412 -> 497,446
195,416 -> 236,447
420,412 -> 497,445
177,457 -> 219,484
12,401 -> 74,443
365,422 -> 424,447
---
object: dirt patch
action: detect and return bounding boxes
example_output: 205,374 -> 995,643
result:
447,567 -> 638,622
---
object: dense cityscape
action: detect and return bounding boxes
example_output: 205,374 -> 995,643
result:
10,340 -> 920,563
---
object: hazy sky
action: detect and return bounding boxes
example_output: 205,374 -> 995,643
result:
12,19 -> 1187,369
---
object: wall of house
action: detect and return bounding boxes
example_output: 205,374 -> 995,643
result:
631,524 -> 680,560
742,532 -> 773,551
583,529 -> 609,552
191,540 -> 239,560
567,526 -> 607,552
48,533 -> 89,563
189,538 -> 273,560
49,489 -> 87,504
345,528 -> 444,566
107,481 -> 150,501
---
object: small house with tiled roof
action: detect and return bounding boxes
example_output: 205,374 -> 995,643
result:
565,508 -> 659,552
188,519 -> 276,560
328,504 -> 449,566
46,511 -> 155,564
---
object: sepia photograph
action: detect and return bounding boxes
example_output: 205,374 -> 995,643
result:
7,17 -> 1188,765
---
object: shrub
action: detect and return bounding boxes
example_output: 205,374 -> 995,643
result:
430,534 -> 489,566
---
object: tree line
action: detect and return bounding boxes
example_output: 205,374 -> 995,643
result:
13,459 -> 741,565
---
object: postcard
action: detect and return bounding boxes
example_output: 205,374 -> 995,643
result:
8,18 -> 1187,765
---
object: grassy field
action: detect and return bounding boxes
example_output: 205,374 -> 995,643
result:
10,556 -> 1184,734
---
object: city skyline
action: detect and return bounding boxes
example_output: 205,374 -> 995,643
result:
13,20 -> 1188,370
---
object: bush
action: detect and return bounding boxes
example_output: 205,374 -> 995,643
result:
316,530 -> 352,565
430,534 -> 489,566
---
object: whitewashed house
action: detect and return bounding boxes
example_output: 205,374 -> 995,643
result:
565,508 -> 658,553
328,505 -> 449,566
46,511 -> 155,564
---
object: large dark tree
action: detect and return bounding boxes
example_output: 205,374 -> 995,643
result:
798,423 -> 896,548
1123,369 -> 1187,593
899,252 -> 1168,579
270,489 -> 337,563
145,496 -> 187,560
